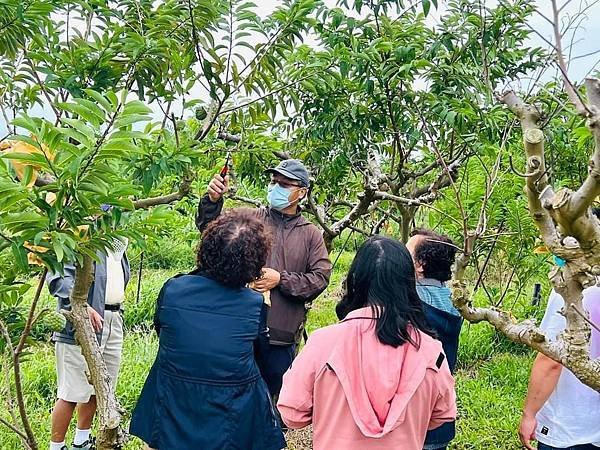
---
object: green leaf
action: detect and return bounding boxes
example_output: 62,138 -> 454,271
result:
79,181 -> 108,196
12,116 -> 40,135
113,114 -> 151,128
62,118 -> 96,143
0,152 -> 50,169
1,212 -> 48,232
74,98 -> 106,122
83,89 -> 113,113
56,103 -> 101,126
422,0 -> 431,16
53,240 -> 64,262
122,100 -> 152,116
106,91 -> 119,109
12,243 -> 29,271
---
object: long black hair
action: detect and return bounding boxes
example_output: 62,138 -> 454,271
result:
335,235 -> 435,348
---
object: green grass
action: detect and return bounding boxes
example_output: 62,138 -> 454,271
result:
1,259 -> 535,449
453,353 -> 532,449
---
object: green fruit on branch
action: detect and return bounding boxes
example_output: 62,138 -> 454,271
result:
43,311 -> 67,332
195,106 -> 208,121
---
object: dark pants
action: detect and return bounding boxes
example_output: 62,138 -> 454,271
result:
538,444 -> 599,450
263,343 -> 296,396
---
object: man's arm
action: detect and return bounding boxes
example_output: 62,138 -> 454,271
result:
46,263 -> 103,332
195,174 -> 228,232
46,264 -> 77,299
254,302 -> 271,378
519,353 -> 562,450
195,194 -> 224,231
277,229 -> 332,302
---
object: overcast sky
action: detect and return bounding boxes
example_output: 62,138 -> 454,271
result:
1,0 -> 598,136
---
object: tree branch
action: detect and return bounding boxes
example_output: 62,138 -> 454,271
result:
306,190 -> 334,237
11,269 -> 47,450
568,78 -> 600,220
217,131 -> 240,143
328,149 -> 385,237
410,158 -> 461,198
194,98 -> 224,142
0,417 -> 28,445
221,72 -> 320,115
550,0 -> 593,117
464,80 -> 600,393
229,194 -> 263,208
500,90 -> 560,247
375,190 -> 464,228
133,175 -> 194,209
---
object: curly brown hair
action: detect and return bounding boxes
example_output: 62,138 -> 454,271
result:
197,208 -> 272,288
410,228 -> 457,282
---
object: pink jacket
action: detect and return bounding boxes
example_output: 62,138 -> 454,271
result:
277,307 -> 457,450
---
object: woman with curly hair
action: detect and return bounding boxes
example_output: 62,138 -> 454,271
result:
129,208 -> 286,450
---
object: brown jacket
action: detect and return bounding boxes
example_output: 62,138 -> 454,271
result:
196,195 -> 332,345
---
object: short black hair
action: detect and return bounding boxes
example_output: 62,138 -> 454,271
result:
410,228 -> 457,282
198,208 -> 272,288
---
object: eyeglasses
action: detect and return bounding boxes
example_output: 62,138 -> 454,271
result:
269,178 -> 303,189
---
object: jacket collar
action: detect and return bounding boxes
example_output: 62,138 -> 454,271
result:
417,278 -> 445,288
266,207 -> 310,226
341,306 -> 376,322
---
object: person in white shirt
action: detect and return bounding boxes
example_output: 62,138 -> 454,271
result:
47,237 -> 129,450
519,282 -> 600,450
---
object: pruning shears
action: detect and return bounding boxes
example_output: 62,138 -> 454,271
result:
220,151 -> 232,178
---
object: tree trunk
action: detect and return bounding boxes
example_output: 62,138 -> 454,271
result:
448,85 -> 600,393
65,256 -> 125,449
398,205 -> 416,243
324,232 -> 335,253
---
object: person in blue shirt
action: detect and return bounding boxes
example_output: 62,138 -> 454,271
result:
406,228 -> 462,450
130,208 -> 286,450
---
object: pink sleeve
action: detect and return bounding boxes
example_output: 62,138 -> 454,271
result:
427,367 -> 457,430
277,333 -> 323,429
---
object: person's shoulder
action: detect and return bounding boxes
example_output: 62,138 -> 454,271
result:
583,284 -> 600,298
297,218 -> 325,238
306,322 -> 342,344
418,330 -> 444,351
162,272 -> 206,293
412,330 -> 447,365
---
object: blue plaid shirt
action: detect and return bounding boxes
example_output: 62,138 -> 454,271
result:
416,278 -> 460,317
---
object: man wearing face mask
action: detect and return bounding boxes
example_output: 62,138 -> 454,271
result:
196,159 -> 332,399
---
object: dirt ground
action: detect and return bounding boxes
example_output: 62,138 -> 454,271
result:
285,427 -> 313,449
